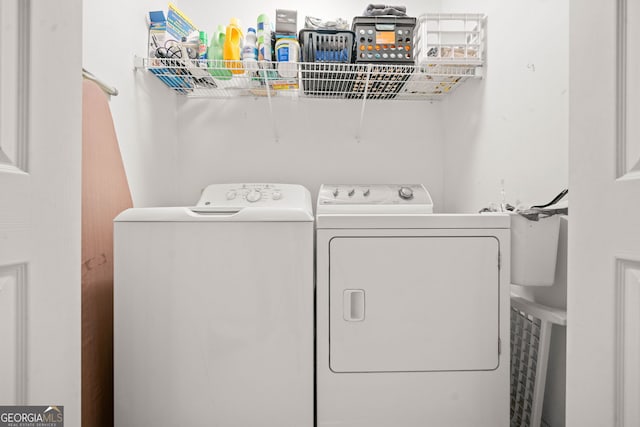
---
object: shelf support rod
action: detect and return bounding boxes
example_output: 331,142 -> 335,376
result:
262,67 -> 279,142
356,64 -> 372,142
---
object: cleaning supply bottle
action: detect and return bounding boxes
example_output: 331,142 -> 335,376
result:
257,14 -> 271,61
208,25 -> 232,80
223,18 -> 244,74
198,31 -> 208,60
275,38 -> 299,78
242,27 -> 259,74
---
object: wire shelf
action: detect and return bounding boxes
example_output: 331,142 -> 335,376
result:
135,57 -> 482,100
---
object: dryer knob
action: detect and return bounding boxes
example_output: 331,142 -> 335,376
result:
399,186 -> 414,200
272,191 -> 282,200
348,189 -> 355,197
246,190 -> 262,202
226,190 -> 237,200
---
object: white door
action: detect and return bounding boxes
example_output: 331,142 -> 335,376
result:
568,1 -> 640,426
0,0 -> 82,424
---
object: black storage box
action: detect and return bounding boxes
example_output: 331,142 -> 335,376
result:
352,16 -> 417,64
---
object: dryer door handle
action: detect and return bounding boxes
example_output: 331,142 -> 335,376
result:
343,289 -> 365,322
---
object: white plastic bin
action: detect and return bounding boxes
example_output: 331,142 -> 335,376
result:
414,13 -> 486,64
510,213 -> 561,286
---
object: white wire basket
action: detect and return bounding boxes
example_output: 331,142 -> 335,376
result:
510,295 -> 567,427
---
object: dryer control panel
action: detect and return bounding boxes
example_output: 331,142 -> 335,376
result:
317,184 -> 433,214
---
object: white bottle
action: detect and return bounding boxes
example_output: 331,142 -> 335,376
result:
242,27 -> 259,74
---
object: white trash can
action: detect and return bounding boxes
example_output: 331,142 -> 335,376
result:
510,213 -> 561,286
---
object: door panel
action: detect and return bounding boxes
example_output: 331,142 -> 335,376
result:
620,0 -> 640,177
0,0 -> 82,424
0,0 -> 25,170
0,264 -> 27,403
616,259 -> 640,425
569,1 -> 640,425
0,0 -> 30,406
329,236 -> 500,372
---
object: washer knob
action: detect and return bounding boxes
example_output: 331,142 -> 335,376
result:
226,190 -> 237,200
363,189 -> 371,197
348,189 -> 355,197
398,186 -> 414,200
333,188 -> 339,198
272,191 -> 282,200
246,190 -> 262,202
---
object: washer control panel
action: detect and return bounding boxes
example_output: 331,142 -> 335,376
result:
317,184 -> 433,214
196,183 -> 305,208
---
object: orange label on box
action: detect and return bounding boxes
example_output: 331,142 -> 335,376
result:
376,31 -> 395,44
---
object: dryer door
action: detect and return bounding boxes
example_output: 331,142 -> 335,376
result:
329,236 -> 500,372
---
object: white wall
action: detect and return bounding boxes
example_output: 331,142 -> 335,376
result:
174,97 -> 445,206
441,0 -> 569,213
83,0 -> 180,207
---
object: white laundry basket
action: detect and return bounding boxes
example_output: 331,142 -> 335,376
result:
510,295 -> 567,427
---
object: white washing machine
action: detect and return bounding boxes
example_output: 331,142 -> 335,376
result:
114,183 -> 314,427
316,184 -> 510,427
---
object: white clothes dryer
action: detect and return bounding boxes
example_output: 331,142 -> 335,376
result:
114,183 -> 314,427
316,184 -> 510,427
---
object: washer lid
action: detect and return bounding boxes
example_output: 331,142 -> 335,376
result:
316,184 -> 433,215
115,183 -> 313,222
